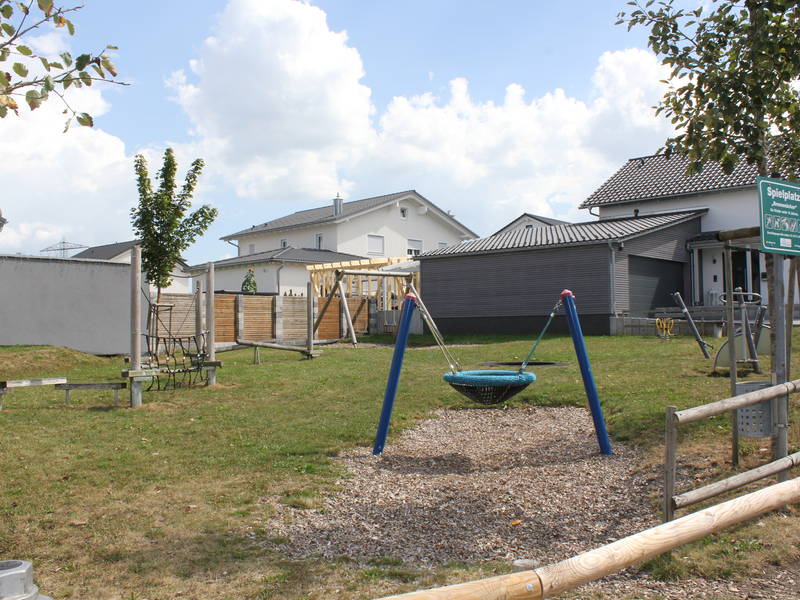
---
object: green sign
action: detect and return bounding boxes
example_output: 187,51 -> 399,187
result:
758,176 -> 800,256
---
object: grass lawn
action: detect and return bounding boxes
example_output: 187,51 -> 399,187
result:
1,332 -> 800,599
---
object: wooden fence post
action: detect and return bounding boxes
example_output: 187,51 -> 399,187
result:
130,244 -> 142,408
663,405 -> 677,523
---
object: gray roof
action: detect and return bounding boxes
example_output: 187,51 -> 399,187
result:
185,247 -> 365,272
492,213 -> 570,236
580,154 -> 763,208
72,240 -> 139,260
221,190 -> 477,240
419,210 -> 706,258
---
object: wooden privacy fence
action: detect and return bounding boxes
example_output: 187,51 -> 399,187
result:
663,378 -> 800,522
376,477 -> 800,599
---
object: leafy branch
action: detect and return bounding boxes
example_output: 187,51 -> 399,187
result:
0,0 -> 126,131
618,0 -> 800,179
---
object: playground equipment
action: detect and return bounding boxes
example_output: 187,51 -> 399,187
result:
373,287 -> 612,457
712,288 -> 767,371
671,292 -> 713,358
655,316 -> 674,341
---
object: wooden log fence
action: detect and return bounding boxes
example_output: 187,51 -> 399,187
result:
664,378 -> 800,522
376,477 -> 800,600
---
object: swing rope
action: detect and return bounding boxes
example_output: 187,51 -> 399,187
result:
518,299 -> 562,374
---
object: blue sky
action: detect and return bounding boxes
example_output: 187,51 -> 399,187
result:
1,0 -> 678,264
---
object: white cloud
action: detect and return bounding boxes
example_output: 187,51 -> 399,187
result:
169,1 -> 674,237
0,89 -> 134,255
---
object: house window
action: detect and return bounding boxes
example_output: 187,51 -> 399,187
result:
316,234 -> 323,250
438,242 -> 448,250
525,224 -> 533,229
280,239 -> 288,248
399,207 -> 409,220
248,243 -> 255,255
367,234 -> 385,255
407,239 -> 423,256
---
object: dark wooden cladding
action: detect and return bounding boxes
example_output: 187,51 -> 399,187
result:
420,245 -> 612,320
242,296 -> 274,340
623,218 -> 699,263
317,297 -> 341,340
282,297 -> 307,340
153,293 -> 198,338
214,294 -> 236,342
348,298 -> 369,334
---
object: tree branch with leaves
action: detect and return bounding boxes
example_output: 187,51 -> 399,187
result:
618,0 -> 800,179
132,148 -> 218,303
0,0 -> 125,131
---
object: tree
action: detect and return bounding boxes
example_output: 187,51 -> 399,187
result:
132,148 -> 218,303
618,0 -> 800,179
241,268 -> 257,293
0,0 -> 123,131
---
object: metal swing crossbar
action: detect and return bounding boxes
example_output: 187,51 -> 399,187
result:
414,291 -> 561,405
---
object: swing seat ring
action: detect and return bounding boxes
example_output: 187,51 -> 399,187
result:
443,370 -> 536,405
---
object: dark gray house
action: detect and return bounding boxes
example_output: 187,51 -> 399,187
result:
417,210 -> 704,335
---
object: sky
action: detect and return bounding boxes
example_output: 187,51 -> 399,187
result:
0,0 -> 685,264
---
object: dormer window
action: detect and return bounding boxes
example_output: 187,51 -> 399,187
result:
399,207 -> 409,220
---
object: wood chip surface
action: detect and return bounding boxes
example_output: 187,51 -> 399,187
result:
265,406 -> 800,599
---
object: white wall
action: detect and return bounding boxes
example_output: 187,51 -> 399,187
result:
597,187 -> 760,231
336,200 -> 465,257
0,255 -> 146,355
203,262 -> 310,296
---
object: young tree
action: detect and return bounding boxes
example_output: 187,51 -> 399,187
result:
241,268 -> 257,293
618,0 -> 800,178
0,0 -> 123,131
132,148 -> 218,303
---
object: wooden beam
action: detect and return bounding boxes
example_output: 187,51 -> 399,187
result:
717,226 -> 760,241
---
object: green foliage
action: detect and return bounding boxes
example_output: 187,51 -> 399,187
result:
131,148 -> 217,301
0,0 -> 123,131
242,268 -> 257,293
619,0 -> 800,178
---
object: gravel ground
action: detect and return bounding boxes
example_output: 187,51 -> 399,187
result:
266,406 -> 800,599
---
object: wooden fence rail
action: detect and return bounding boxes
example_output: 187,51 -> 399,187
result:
376,477 -> 800,600
664,378 -> 800,522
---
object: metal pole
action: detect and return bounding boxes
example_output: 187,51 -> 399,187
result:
672,292 -> 710,359
130,244 -> 142,408
561,289 -> 612,456
373,294 -> 417,456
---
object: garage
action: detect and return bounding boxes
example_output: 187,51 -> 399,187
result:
628,255 -> 685,317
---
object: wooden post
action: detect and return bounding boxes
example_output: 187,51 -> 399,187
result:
206,262 -> 216,385
338,278 -> 358,346
724,241 -> 738,464
663,406 -> 677,522
195,279 -> 203,353
307,281 -> 314,357
130,244 -> 142,408
774,254 -> 789,481
236,294 -> 245,342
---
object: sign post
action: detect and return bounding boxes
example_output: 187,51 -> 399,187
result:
758,176 -> 794,480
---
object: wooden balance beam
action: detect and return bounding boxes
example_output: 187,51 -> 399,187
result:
237,339 -> 322,359
0,378 -> 67,410
55,382 -> 128,407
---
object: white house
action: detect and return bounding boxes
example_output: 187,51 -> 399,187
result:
204,190 -> 478,295
221,190 -> 477,259
493,213 -> 569,236
579,154 -> 777,307
184,247 -> 365,295
72,240 -> 191,294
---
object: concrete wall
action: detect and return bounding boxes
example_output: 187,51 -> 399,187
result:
0,255 -> 144,355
